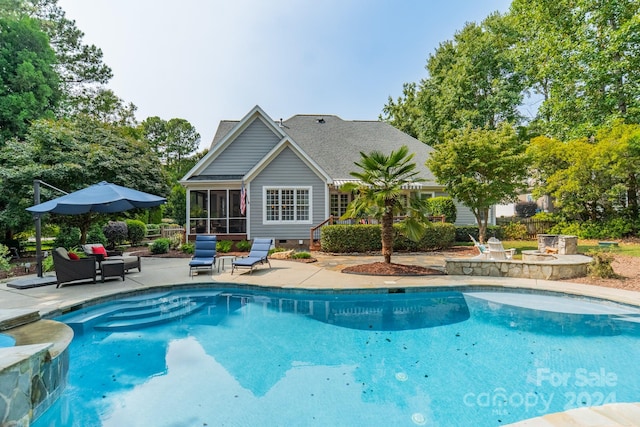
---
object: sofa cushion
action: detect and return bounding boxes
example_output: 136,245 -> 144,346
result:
55,247 -> 70,260
68,252 -> 80,260
91,245 -> 108,257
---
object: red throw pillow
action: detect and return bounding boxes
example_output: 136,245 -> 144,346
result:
68,252 -> 80,260
92,246 -> 107,258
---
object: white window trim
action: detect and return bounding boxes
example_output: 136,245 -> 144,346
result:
263,186 -> 313,224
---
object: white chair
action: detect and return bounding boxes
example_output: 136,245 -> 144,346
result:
487,237 -> 517,260
469,234 -> 489,259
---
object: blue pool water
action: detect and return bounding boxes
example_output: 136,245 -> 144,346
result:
33,288 -> 640,426
0,333 -> 15,347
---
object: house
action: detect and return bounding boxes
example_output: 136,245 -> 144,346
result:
180,105 -> 491,248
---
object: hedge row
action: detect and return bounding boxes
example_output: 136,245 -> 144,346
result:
320,223 -> 456,253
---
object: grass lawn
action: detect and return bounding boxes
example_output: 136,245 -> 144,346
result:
501,239 -> 640,259
459,239 -> 640,259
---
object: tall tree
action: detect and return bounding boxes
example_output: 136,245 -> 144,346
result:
427,124 -> 529,242
341,146 -> 427,264
509,0 -> 640,139
383,13 -> 524,146
0,16 -> 60,141
140,116 -> 201,178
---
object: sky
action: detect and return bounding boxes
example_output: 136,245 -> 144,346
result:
57,0 -> 512,151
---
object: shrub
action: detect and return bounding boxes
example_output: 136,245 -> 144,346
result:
292,251 -> 311,259
503,222 -> 529,240
587,250 -> 620,279
54,226 -> 81,249
515,201 -> 538,218
43,254 -> 54,272
269,247 -> 287,255
549,218 -> 635,239
168,233 -> 183,250
181,242 -> 195,254
394,223 -> 456,251
320,223 -> 455,253
217,240 -> 232,253
0,244 -> 11,272
150,238 -> 170,254
427,196 -> 457,223
86,224 -> 107,246
236,239 -> 252,252
103,221 -> 128,248
126,219 -> 147,246
321,224 -> 381,253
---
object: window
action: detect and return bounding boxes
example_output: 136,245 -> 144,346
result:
264,187 -> 311,223
330,193 -> 350,218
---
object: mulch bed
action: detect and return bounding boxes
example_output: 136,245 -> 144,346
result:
342,262 -> 444,276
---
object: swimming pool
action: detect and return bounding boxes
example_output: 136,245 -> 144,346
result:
33,288 -> 640,426
0,333 -> 15,348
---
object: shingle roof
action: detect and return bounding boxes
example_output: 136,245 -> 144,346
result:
281,115 -> 436,183
208,113 -> 436,184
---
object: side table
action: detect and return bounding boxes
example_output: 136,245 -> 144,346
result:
217,255 -> 236,273
101,259 -> 125,282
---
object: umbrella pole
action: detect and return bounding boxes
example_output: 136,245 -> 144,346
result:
34,180 -> 43,278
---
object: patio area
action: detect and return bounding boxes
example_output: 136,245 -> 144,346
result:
2,254 -> 640,426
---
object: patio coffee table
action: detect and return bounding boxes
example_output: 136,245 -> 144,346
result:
101,259 -> 125,282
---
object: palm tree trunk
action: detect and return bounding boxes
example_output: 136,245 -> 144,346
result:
381,203 -> 394,263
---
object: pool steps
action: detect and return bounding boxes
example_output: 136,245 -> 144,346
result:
62,290 -> 221,332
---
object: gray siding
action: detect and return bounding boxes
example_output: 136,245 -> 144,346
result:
249,147 -> 325,240
455,202 -> 477,225
201,119 -> 281,176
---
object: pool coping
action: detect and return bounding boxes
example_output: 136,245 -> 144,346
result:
2,256 -> 640,426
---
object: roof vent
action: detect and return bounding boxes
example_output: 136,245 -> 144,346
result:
316,118 -> 325,124
278,118 -> 283,127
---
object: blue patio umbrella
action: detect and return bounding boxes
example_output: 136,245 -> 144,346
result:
27,181 -> 166,214
16,181 -> 167,285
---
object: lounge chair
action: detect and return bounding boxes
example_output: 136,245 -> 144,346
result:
469,234 -> 489,259
487,237 -> 517,260
83,243 -> 141,273
231,238 -> 272,274
189,235 -> 217,277
53,247 -> 97,288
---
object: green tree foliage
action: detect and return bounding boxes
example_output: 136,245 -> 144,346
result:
342,145 -> 428,263
0,16 -> 60,142
166,184 -> 186,225
140,117 -> 200,166
382,13 -> 524,146
73,88 -> 137,127
427,124 -> 529,242
426,196 -> 457,223
1,0 -> 113,112
509,0 -> 640,139
0,116 -> 169,241
528,121 -> 640,222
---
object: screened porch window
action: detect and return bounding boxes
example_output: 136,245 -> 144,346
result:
264,187 -> 311,223
189,189 -> 246,234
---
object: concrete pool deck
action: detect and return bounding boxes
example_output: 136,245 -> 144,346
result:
2,253 -> 640,426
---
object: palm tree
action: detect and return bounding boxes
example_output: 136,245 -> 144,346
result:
341,145 -> 427,264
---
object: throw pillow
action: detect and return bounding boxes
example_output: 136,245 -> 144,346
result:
92,246 -> 108,258
68,252 -> 80,260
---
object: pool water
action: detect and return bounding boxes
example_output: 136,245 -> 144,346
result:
0,333 -> 15,347
33,289 -> 640,427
